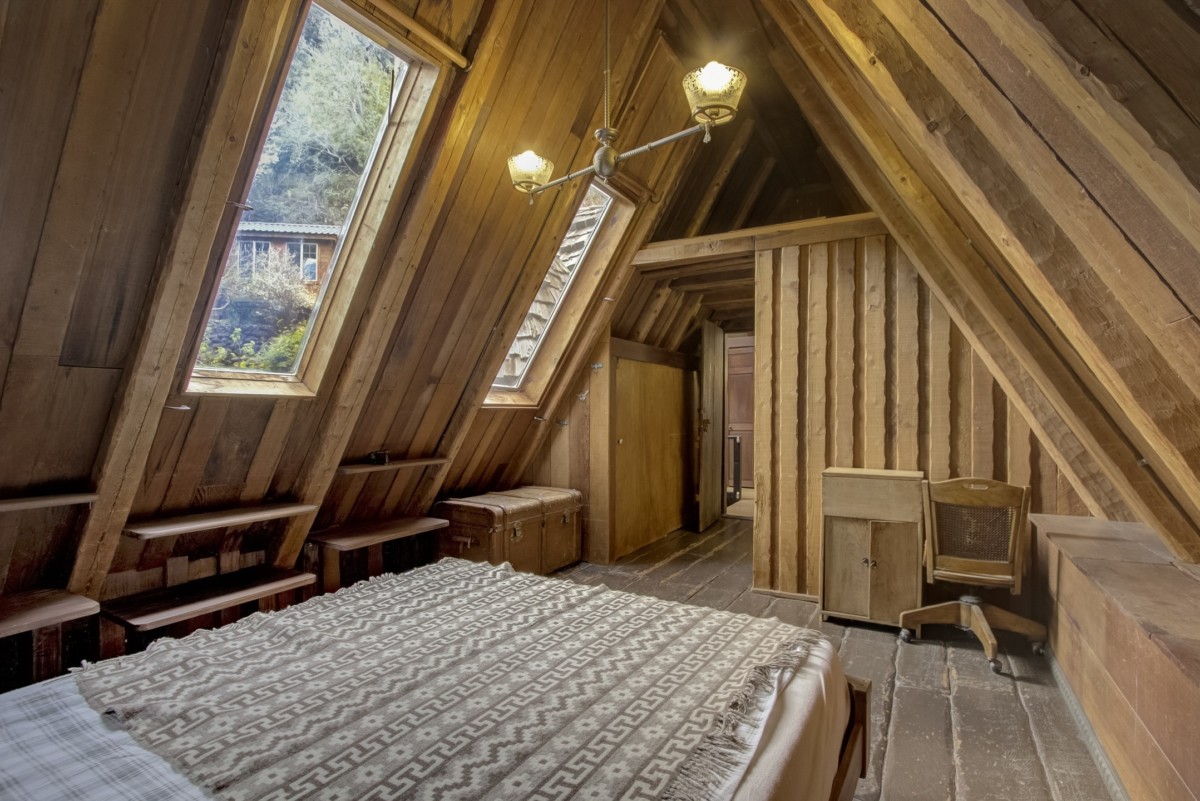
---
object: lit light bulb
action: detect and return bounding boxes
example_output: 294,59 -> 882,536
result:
512,150 -> 544,172
695,61 -> 736,93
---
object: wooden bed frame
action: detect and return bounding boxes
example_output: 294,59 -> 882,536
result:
829,676 -> 871,801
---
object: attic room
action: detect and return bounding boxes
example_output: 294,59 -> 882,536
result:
0,0 -> 1197,799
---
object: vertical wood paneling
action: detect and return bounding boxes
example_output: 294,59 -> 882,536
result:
830,239 -> 856,467
804,244 -> 830,594
777,246 -> 802,591
752,249 -> 779,589
756,231 -> 1089,594
861,235 -> 887,468
892,245 -> 919,470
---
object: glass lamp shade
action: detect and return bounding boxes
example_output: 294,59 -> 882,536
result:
508,150 -> 554,193
682,61 -> 747,126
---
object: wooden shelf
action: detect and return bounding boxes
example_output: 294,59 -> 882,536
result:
123,502 -> 319,540
307,516 -> 448,552
0,492 -> 99,514
102,568 -> 315,632
0,590 -> 99,638
336,457 -> 450,476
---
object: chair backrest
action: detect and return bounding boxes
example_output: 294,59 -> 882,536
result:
922,477 -> 1031,594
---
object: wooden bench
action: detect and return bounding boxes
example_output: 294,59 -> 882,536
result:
100,567 -> 314,656
307,517 -> 449,593
0,590 -> 99,683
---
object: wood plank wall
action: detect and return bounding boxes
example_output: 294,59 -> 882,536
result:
753,233 -> 1086,596
436,31 -> 703,500
90,0 -> 484,600
0,0 -> 235,595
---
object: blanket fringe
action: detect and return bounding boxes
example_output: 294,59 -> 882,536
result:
661,629 -> 825,801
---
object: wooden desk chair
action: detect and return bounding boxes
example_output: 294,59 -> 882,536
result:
898,478 -> 1046,673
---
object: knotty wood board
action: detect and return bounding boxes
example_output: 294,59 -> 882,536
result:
800,0 -> 1200,545
763,3 -> 1197,552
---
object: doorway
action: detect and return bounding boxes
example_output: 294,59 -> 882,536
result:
725,333 -> 754,517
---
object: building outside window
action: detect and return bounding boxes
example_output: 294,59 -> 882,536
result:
190,1 -> 430,384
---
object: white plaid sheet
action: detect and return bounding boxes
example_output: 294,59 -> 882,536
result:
0,674 -> 208,801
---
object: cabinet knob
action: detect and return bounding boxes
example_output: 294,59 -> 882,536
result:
861,557 -> 877,568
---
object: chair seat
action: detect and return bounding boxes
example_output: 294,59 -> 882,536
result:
931,568 -> 1015,589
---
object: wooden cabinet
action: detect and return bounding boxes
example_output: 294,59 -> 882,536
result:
820,468 -> 924,627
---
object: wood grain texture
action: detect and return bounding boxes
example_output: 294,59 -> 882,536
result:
613,358 -> 688,559
763,4 -> 1200,559
753,228 -> 1080,594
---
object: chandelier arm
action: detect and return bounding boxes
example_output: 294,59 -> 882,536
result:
613,124 -> 708,163
528,163 -> 600,196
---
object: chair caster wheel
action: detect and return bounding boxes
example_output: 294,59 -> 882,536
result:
1032,642 -> 1046,656
899,629 -> 913,643
989,658 -> 1003,674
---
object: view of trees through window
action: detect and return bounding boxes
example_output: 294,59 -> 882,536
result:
196,4 -> 406,374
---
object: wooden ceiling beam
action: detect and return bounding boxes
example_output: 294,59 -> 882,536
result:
763,0 -> 1200,560
667,271 -> 754,291
931,0 -> 1200,322
799,0 -> 1200,549
698,288 -> 755,306
634,211 -> 883,265
639,256 -> 755,278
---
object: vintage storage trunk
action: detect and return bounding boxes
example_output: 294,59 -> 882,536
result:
433,486 -> 583,575
433,493 -> 543,574
496,486 -> 583,573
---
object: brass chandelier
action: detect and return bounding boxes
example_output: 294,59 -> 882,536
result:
507,1 -> 746,197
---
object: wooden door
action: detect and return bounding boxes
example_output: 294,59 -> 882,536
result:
613,358 -> 688,558
698,321 -> 725,530
725,335 -> 754,489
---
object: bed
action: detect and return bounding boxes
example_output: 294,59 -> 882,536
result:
0,558 -> 867,801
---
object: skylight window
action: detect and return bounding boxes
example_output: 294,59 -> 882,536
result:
193,3 -> 409,378
494,185 -> 614,389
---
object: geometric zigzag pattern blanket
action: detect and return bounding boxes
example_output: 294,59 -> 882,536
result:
76,559 -> 825,801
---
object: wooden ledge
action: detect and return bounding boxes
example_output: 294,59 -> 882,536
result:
0,590 -> 99,638
335,457 -> 450,476
102,568 -> 314,632
0,493 -> 99,514
123,502 -> 319,540
308,516 -> 449,551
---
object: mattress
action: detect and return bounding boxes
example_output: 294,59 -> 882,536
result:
0,560 -> 848,801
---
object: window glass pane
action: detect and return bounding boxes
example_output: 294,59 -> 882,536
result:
195,3 -> 407,375
493,184 -> 613,389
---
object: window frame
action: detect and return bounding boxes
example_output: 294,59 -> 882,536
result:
184,0 -> 440,398
485,183 -> 635,408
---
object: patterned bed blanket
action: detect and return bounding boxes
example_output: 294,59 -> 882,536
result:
75,559 -> 826,801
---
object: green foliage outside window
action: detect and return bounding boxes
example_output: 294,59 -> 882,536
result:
196,3 -> 404,375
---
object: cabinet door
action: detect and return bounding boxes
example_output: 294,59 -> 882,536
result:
868,520 -> 920,624
823,516 -> 870,617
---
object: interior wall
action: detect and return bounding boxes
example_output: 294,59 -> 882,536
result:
0,0 -> 236,595
753,232 -> 1086,596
